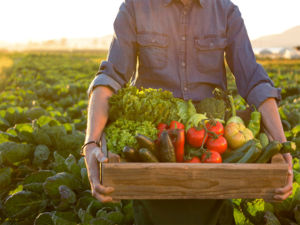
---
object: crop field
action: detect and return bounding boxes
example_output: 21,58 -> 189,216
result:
0,52 -> 300,224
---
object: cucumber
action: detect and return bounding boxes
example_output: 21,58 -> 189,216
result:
237,146 -> 261,163
122,146 -> 140,162
255,141 -> 282,163
280,141 -> 296,154
138,148 -> 159,163
222,139 -> 255,160
159,131 -> 176,163
135,134 -> 160,160
258,133 -> 269,148
223,152 -> 245,163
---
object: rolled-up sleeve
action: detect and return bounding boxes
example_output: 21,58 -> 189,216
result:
87,0 -> 138,98
225,3 -> 281,108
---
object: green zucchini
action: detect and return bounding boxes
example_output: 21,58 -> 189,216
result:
255,141 -> 282,163
222,139 -> 255,160
138,148 -> 159,163
159,131 -> 176,163
255,142 -> 263,150
258,133 -> 269,148
135,134 -> 160,160
280,141 -> 296,154
223,152 -> 245,163
237,146 -> 261,163
122,146 -> 140,162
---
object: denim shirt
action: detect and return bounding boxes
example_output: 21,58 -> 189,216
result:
88,0 -> 281,108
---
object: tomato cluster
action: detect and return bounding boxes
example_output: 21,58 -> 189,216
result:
185,121 -> 226,163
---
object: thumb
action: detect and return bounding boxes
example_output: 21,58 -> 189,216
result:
93,147 -> 108,163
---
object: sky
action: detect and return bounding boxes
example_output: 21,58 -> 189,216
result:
0,0 -> 299,43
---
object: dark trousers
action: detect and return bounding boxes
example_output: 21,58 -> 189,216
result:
132,199 -> 236,225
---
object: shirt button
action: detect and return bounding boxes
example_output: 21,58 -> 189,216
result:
183,11 -> 187,15
181,62 -> 186,67
184,87 -> 188,92
151,39 -> 155,43
182,36 -> 186,41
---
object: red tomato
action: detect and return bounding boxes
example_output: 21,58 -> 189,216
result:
201,150 -> 222,163
185,156 -> 201,163
186,127 -> 208,148
206,121 -> 224,136
206,136 -> 227,154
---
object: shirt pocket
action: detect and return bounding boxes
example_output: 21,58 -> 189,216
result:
137,32 -> 169,70
195,36 -> 227,73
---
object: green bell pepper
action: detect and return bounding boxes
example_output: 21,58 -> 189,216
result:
247,105 -> 261,138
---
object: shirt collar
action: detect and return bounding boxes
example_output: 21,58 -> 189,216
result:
163,0 -> 205,7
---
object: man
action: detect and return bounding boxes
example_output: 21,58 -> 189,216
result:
83,0 -> 293,224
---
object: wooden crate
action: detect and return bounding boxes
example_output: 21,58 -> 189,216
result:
100,132 -> 288,202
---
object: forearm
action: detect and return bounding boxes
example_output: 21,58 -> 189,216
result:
84,86 -> 114,154
257,98 -> 286,143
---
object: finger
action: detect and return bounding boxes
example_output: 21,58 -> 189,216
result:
93,147 -> 108,163
273,190 -> 293,201
92,190 -> 113,203
274,183 -> 293,195
95,183 -> 114,194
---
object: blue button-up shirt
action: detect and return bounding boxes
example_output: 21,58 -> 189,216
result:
88,0 -> 281,108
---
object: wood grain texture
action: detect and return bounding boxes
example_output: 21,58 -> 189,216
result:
102,162 -> 288,201
108,152 -> 120,163
271,153 -> 285,164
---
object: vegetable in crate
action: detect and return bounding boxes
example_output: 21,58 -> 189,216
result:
226,95 -> 244,125
139,148 -> 159,163
195,88 -> 230,120
104,118 -> 158,156
255,141 -> 282,163
135,134 -> 160,160
169,120 -> 185,129
236,145 -> 261,163
166,124 -> 185,162
221,139 -> 256,160
206,135 -> 227,155
258,133 -> 269,148
159,130 -> 176,162
185,113 -> 207,132
224,122 -> 254,150
186,126 -> 208,148
184,144 -> 203,159
185,156 -> 201,163
123,146 -> 140,162
223,152 -> 245,163
108,84 -> 173,125
201,150 -> 222,163
155,123 -> 169,146
280,141 -> 296,154
206,120 -> 224,136
247,105 -> 261,138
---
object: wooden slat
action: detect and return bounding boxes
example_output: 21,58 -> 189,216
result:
271,153 -> 285,164
102,162 -> 288,201
101,132 -> 108,157
108,152 -> 121,163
